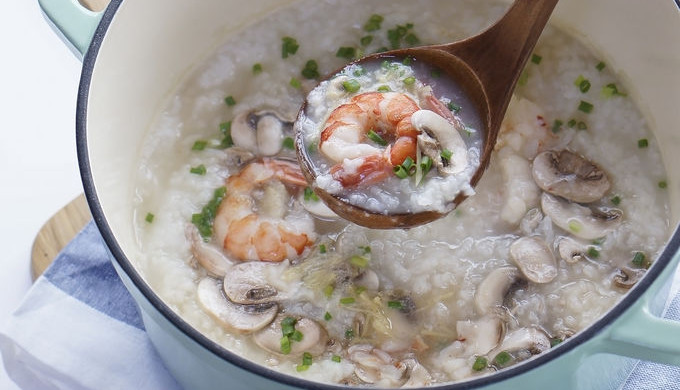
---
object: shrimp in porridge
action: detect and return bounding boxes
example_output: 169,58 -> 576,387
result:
213,158 -> 317,262
319,92 -> 421,187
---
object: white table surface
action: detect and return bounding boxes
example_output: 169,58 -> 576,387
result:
0,0 -> 83,388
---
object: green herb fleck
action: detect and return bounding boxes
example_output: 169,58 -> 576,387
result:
377,85 -> 391,92
301,60 -> 320,79
304,187 -> 319,202
387,300 -> 404,309
359,246 -> 371,254
191,187 -> 227,239
568,220 -> 582,233
611,195 -> 621,205
567,119 -> 577,128
336,47 -> 356,60
601,83 -> 627,98
323,284 -> 335,298
596,61 -> 606,71
349,255 -> 369,268
340,297 -> 356,305
659,180 -> 668,189
324,312 -> 332,321
518,69 -> 529,86
447,102 -> 461,113
280,336 -> 291,354
472,357 -> 487,371
531,54 -> 542,64
402,56 -> 413,66
290,77 -> 302,89
638,138 -> 649,148
190,164 -> 207,175
587,247 -> 600,259
342,79 -> 361,93
252,63 -> 263,74
550,337 -> 563,347
296,364 -> 309,372
282,136 -> 295,150
403,76 -> 416,85
577,121 -> 588,130
344,329 -> 355,340
360,35 -> 373,46
574,75 -> 591,93
387,23 -> 418,49
552,119 -> 563,133
632,252 -> 647,267
289,330 -> 304,342
302,352 -> 313,366
494,351 -> 513,366
281,36 -> 299,58
224,96 -> 236,106
281,316 -> 297,337
367,130 -> 387,146
145,212 -> 154,223
441,149 -> 453,162
331,355 -> 341,363
420,155 -> 433,175
192,140 -> 208,151
578,100 -> 594,113
319,244 -> 327,254
363,14 -> 384,32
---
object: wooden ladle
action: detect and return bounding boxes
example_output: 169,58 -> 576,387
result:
295,0 -> 558,229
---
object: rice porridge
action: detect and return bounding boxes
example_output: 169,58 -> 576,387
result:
132,0 -> 671,386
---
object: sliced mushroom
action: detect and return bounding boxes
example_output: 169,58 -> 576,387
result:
475,266 -> 521,315
399,358 -> 432,388
613,267 -> 645,289
489,327 -> 551,364
556,236 -> 588,264
509,236 -> 558,284
456,316 -> 505,356
541,192 -> 622,240
519,208 -> 543,235
412,109 -> 468,175
253,314 -> 328,356
299,190 -> 339,220
186,224 -> 234,278
223,261 -> 291,305
231,110 -> 292,156
197,277 -> 277,333
532,150 -> 610,203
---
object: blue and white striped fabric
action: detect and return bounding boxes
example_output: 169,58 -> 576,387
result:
0,221 -> 678,389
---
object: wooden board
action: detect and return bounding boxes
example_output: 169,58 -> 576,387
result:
31,194 -> 91,281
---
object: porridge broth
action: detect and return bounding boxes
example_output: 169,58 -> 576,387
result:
133,0 -> 670,386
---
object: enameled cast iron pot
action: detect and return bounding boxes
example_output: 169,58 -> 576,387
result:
40,0 -> 680,389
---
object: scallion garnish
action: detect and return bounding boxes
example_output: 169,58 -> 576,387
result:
252,63 -> 263,74
289,330 -> 304,342
319,244 -> 327,254
340,297 -> 356,305
472,357 -> 487,371
302,352 -> 313,366
281,316 -> 297,336
342,79 -> 361,93
282,136 -> 295,149
574,75 -> 591,93
280,336 -> 291,354
290,77 -> 302,89
190,165 -> 207,175
403,76 -> 416,85
349,255 -> 369,268
219,121 -> 234,148
578,100 -> 594,113
552,119 -> 563,133
331,355 -> 341,363
596,61 -> 606,71
192,140 -> 208,151
567,119 -> 577,128
611,195 -> 621,205
387,300 -> 404,309
420,155 -> 433,175
550,337 -> 563,347
632,252 -> 647,267
191,186 -> 227,239
360,35 -> 373,46
323,285 -> 334,298
531,54 -> 542,64
145,212 -> 155,223
304,187 -> 319,202
447,102 -> 461,113
224,96 -> 236,106
394,165 -> 408,179
377,85 -> 391,92
638,138 -> 649,148
324,311 -> 332,321
659,180 -> 668,189
568,220 -> 582,233
301,60 -> 320,79
344,329 -> 355,339
363,14 -> 384,32
281,36 -> 299,58
359,245 -> 371,254
577,121 -> 588,130
336,47 -> 356,60
387,23 -> 418,49
586,247 -> 600,259
367,130 -> 387,146
493,351 -> 513,366
518,70 -> 529,86
401,156 -> 415,174
402,56 -> 413,66
441,149 -> 453,162
601,83 -> 627,98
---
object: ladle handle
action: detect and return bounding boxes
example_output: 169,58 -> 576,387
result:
445,0 -> 558,122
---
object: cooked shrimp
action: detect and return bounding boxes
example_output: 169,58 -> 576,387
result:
319,92 -> 421,187
213,158 -> 316,262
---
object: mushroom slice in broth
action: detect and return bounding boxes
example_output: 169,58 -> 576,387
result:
541,192 -> 622,240
474,266 -> 521,315
223,261 -> 293,305
412,109 -> 469,175
509,236 -> 558,284
197,277 -> 278,333
231,110 -> 293,156
532,150 -> 610,203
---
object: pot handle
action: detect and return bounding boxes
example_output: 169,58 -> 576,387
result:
38,0 -> 107,59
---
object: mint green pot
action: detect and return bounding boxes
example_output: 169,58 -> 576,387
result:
40,0 -> 680,389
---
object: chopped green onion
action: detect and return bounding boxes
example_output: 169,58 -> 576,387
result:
404,33 -> 420,46
393,165 -> 409,179
302,352 -> 313,366
304,187 -> 319,202
494,351 -> 513,366
323,285 -> 334,298
192,140 -> 208,151
601,83 -> 627,98
387,23 -> 418,49
252,63 -> 263,74
611,195 -> 621,205
447,102 -> 461,113
578,100 -> 594,113
363,14 -> 384,32
360,35 -> 373,46
518,69 -> 529,86
354,286 -> 366,295
402,57 -> 413,66
340,297 -> 356,305
632,252 -> 647,267
377,85 -> 391,92
145,212 -> 154,223
586,247 -> 600,259
552,119 -> 563,133
344,329 -> 355,339
403,76 -> 416,85
574,75 -> 591,93
190,165 -> 207,175
638,138 -> 649,148
596,61 -> 606,71
441,149 -> 453,162
280,336 -> 291,354
331,355 -> 341,363
387,300 -> 404,309
296,364 -> 310,372
281,316 -> 297,336
336,47 -> 356,60
577,121 -> 588,130
301,60 -> 320,79
282,136 -> 295,149
281,36 -> 299,58
401,157 -> 415,174
342,79 -> 361,93
472,357 -> 487,371
191,187 -> 227,239
319,244 -> 327,254
359,246 -> 371,254
324,312 -> 332,321
224,96 -> 236,106
367,130 -> 387,146
550,337 -> 563,347
568,220 -> 582,233
353,67 -> 365,77
349,255 -> 369,268
219,121 -> 234,148
290,330 -> 304,342
567,119 -> 577,128
659,180 -> 668,189
289,77 -> 302,89
531,54 -> 542,64
420,156 -> 433,175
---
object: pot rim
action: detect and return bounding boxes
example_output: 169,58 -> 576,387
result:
76,1 -> 680,389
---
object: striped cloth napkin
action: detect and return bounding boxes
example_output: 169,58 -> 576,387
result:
0,221 -> 678,389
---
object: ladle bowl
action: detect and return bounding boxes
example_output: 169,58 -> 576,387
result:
295,0 -> 558,229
